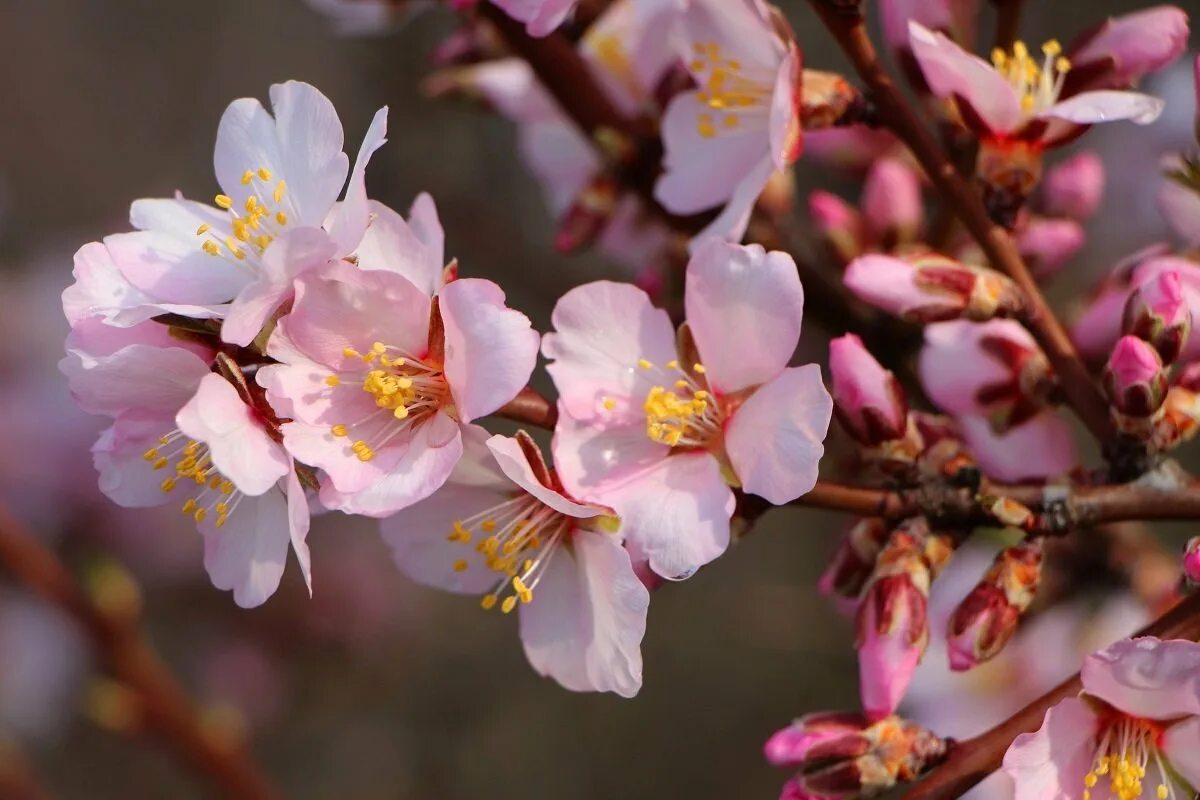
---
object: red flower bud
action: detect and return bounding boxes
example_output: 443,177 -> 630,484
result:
946,539 -> 1043,671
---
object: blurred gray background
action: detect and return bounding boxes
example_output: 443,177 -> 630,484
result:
0,0 -> 1195,797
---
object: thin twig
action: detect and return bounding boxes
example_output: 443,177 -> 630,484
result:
0,505 -> 277,800
808,3 -> 1117,450
900,590 -> 1200,800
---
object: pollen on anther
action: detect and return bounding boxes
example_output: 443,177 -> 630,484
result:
453,559 -> 468,573
276,211 -> 288,225
214,194 -> 233,210
241,170 -> 255,185
693,363 -> 706,374
501,596 -> 518,614
602,397 -> 616,411
325,375 -> 340,387
481,594 -> 498,610
257,167 -> 271,181
638,359 -> 653,369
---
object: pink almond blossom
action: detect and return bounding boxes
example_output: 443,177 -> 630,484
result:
102,81 -> 388,347
61,324 -> 311,607
1004,636 -> 1200,800
257,260 -> 538,517
959,412 -> 1078,483
544,239 -> 831,580
908,21 -> 1164,151
1067,6 -> 1190,92
383,427 -> 649,696
655,0 -> 802,244
829,333 -> 908,446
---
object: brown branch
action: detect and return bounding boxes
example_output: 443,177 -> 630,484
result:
495,386 -> 558,430
0,504 -> 277,800
809,4 -> 1117,450
792,478 -> 1200,531
901,590 -> 1200,800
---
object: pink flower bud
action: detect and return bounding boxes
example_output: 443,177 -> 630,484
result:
809,191 -> 864,264
856,521 -> 937,719
844,254 -> 1020,323
830,335 -> 909,446
1104,335 -> 1168,418
1017,218 -> 1084,277
819,518 -> 891,605
800,70 -> 864,130
1068,6 -> 1190,91
862,158 -> 923,245
765,712 -> 867,767
945,539 -> 1043,671
1042,152 -> 1105,220
1123,270 -> 1192,364
1184,537 -> 1200,584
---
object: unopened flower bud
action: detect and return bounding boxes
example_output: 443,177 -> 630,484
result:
765,711 -> 868,767
1042,152 -> 1105,221
801,70 -> 865,129
819,518 -> 890,605
1123,271 -> 1192,364
1184,537 -> 1200,584
862,158 -> 922,247
776,713 -> 947,798
1017,218 -> 1084,278
809,191 -> 863,264
830,334 -> 909,446
555,175 -> 618,254
1104,335 -> 1168,422
946,539 -> 1043,671
856,519 -> 937,719
844,254 -> 1022,323
1067,6 -> 1190,92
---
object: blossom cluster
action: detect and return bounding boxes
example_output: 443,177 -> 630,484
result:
60,0 -> 1200,797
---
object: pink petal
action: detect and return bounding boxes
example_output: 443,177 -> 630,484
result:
221,227 -> 338,346
908,21 -> 1023,134
960,413 -> 1078,483
552,407 -> 669,499
265,81 -> 349,225
1018,218 -> 1085,277
678,0 -> 784,73
1081,637 -> 1200,720
176,374 -> 290,497
595,451 -> 734,581
542,281 -> 677,423
1041,91 -> 1165,126
286,261 -> 431,369
198,486 -> 292,608
317,412 -> 464,517
440,278 -> 539,423
1002,697 -> 1099,800
685,240 -> 804,393
919,320 -> 1035,417
862,157 -> 923,239
518,120 -> 596,215
725,365 -> 832,505
688,156 -> 777,246
768,49 -> 802,168
355,197 -> 445,296
92,412 -> 178,508
1161,716 -> 1200,791
1042,151 -> 1105,221
285,469 -> 312,598
486,435 -> 601,519
325,106 -> 388,256
62,341 -> 211,418
519,527 -> 648,697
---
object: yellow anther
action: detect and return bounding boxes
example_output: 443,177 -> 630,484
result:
232,218 -> 249,241
160,477 -> 176,492
181,498 -> 196,514
1041,39 -> 1062,56
512,575 -> 529,594
214,194 -> 233,210
274,181 -> 286,204
392,406 -> 409,420
638,359 -> 653,369
1013,40 -> 1029,59
195,223 -> 211,236
481,519 -> 497,532
216,516 -> 228,528
1056,56 -> 1071,73
325,375 -> 340,387
724,115 -> 739,128
694,390 -> 709,400
1157,785 -> 1169,799
693,363 -> 706,374
602,397 -> 616,411
152,457 -> 168,470
220,480 -> 234,495
501,596 -> 518,614
215,502 -> 228,515
697,114 -> 717,138
342,347 -> 360,359
666,360 -> 679,370
143,448 -> 159,461
674,380 -> 689,389
254,234 -> 272,250
275,211 -> 288,225
202,241 -> 220,256
453,559 -> 468,573
1085,774 -> 1098,789
194,508 -> 207,523
241,170 -> 255,185
257,167 -> 272,181
481,594 -> 498,610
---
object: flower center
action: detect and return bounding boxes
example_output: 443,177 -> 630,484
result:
144,431 -> 240,527
990,39 -> 1072,117
631,358 -> 722,447
445,494 -> 573,614
690,41 -> 772,138
196,166 -> 290,264
1084,714 -> 1177,800
327,341 -> 449,462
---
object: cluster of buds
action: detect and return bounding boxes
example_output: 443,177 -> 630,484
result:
945,538 -> 1044,671
810,157 -> 924,264
856,518 -> 954,719
765,712 -> 948,799
819,518 -> 891,611
844,253 -> 1023,324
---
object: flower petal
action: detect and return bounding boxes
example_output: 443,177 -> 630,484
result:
908,21 -> 1023,134
267,80 -> 350,225
1081,636 -> 1200,720
62,343 -> 210,418
198,486 -> 292,608
1041,90 -> 1165,126
597,451 -> 733,580
543,281 -> 677,423
725,364 -> 832,505
355,197 -> 445,296
519,527 -> 649,697
285,468 -> 313,598
176,374 -> 290,497
959,412 -> 1077,483
326,106 -> 388,256
685,240 -> 804,393
1161,716 -> 1200,792
440,278 -> 539,423
552,403 -> 668,499
486,434 -> 602,518
1002,697 -> 1099,800
92,412 -> 178,508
